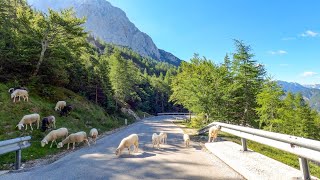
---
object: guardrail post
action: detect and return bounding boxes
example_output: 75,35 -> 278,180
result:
299,157 -> 311,180
241,138 -> 248,151
15,149 -> 21,170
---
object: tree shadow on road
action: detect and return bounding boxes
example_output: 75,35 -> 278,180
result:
119,151 -> 156,159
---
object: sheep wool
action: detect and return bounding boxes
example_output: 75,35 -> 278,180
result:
57,131 -> 90,150
89,128 -> 99,144
208,125 -> 221,143
17,113 -> 40,131
183,134 -> 190,147
41,128 -> 68,148
115,134 -> 139,156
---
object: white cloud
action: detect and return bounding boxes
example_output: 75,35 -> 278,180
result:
269,50 -> 287,55
301,30 -> 318,37
301,71 -> 318,77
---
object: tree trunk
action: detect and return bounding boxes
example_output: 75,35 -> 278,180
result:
33,39 -> 48,76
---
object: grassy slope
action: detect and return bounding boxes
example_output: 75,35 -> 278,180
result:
0,83 -> 134,169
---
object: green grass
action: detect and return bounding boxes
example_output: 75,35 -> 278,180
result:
0,83 -> 135,170
218,131 -> 320,178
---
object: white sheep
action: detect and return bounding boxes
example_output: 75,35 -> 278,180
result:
115,134 -> 139,156
55,101 -> 66,111
11,89 -> 29,102
16,113 -> 40,131
159,131 -> 167,144
152,133 -> 161,149
208,125 -> 221,143
57,131 -> 90,150
41,128 -> 68,148
89,128 -> 98,144
183,134 -> 190,147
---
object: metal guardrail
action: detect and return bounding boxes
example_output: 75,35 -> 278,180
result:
157,112 -> 193,116
199,122 -> 320,180
0,136 -> 31,170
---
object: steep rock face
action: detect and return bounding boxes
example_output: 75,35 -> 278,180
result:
28,0 -> 181,65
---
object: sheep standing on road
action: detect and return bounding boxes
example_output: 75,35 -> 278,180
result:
183,134 -> 190,147
11,89 -> 29,102
57,131 -> 90,150
55,101 -> 66,111
41,116 -> 56,132
115,134 -> 139,156
159,131 -> 167,144
89,128 -> 98,144
16,113 -> 40,130
41,128 -> 68,148
208,125 -> 221,143
152,133 -> 161,149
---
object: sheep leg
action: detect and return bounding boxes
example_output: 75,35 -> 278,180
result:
50,140 -> 55,148
86,139 -> 90,147
67,143 -> 70,150
73,142 -> 76,149
128,147 -> 130,155
30,124 -> 33,131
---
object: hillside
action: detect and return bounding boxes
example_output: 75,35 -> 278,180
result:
0,83 -> 134,169
277,80 -> 320,111
27,0 -> 182,66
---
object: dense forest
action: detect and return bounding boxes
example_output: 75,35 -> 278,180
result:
0,0 -> 179,115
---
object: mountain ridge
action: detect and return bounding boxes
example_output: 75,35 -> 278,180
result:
28,0 -> 182,66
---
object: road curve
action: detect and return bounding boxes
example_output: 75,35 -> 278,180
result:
1,116 -> 244,180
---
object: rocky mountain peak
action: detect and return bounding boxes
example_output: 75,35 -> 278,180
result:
28,0 -> 181,65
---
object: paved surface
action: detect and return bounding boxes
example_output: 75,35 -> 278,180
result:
206,141 -> 319,180
0,116 -> 244,180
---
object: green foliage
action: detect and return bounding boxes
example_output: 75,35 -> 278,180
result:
0,83 -> 131,170
170,40 -> 266,126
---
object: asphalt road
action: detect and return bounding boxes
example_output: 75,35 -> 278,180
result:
0,115 -> 244,180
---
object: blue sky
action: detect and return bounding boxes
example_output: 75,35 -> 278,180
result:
108,0 -> 320,85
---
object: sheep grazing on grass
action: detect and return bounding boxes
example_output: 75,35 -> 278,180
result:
208,125 -> 221,143
11,89 -> 29,102
55,101 -> 66,111
57,131 -> 90,150
115,134 -> 139,156
152,133 -> 161,149
183,134 -> 190,147
16,113 -> 40,131
8,87 -> 28,94
159,131 -> 167,144
41,116 -> 56,132
41,128 -> 68,148
89,128 -> 98,144
60,105 -> 73,117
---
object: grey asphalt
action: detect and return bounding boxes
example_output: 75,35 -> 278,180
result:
0,115 -> 244,180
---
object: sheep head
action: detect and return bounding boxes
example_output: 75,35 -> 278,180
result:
41,140 -> 48,147
115,148 -> 121,156
16,124 -> 24,130
57,142 -> 63,148
216,125 -> 221,130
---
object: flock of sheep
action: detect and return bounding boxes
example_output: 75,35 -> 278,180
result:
9,87 -> 98,150
114,124 -> 221,156
9,86 -> 222,157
